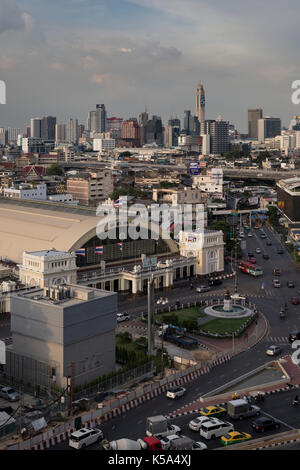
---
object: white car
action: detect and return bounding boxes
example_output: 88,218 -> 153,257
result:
255,248 -> 261,254
160,434 -> 181,450
248,233 -> 253,238
192,441 -> 208,450
166,386 -> 186,399
69,427 -> 103,449
189,416 -> 213,431
117,313 -> 130,323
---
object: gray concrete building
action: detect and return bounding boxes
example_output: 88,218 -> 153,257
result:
10,284 -> 117,388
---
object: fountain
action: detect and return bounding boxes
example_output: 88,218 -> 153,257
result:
203,289 -> 253,319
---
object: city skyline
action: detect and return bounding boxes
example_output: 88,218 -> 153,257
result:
1,0 -> 300,131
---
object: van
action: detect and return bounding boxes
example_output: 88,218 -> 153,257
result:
199,418 -> 234,440
69,427 -> 103,449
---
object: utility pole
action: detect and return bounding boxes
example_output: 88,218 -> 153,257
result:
147,275 -> 155,356
70,362 -> 74,415
161,323 -> 164,378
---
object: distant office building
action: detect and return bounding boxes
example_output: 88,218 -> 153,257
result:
183,110 -> 192,134
25,126 -> 31,138
201,134 -> 211,155
121,119 -> 141,146
277,177 -> 300,223
93,138 -> 115,152
78,124 -> 85,139
144,116 -> 163,145
67,170 -> 114,205
87,104 -> 107,133
258,117 -> 281,143
55,123 -> 66,142
196,83 -> 205,123
164,124 -> 180,147
201,118 -> 229,154
139,110 -> 149,126
41,116 -> 56,140
4,183 -> 47,200
289,115 -> 300,131
66,118 -> 78,144
30,118 -> 42,138
248,109 -> 263,139
107,117 -> 123,140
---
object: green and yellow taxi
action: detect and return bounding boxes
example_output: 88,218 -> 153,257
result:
199,406 -> 226,418
220,431 -> 252,446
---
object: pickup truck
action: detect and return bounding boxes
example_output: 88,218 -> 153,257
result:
227,399 -> 260,420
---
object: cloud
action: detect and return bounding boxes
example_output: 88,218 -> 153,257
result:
0,0 -> 28,35
0,56 -> 15,70
89,74 -> 110,85
49,62 -> 63,71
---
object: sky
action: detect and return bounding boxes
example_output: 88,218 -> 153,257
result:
1,0 -> 300,132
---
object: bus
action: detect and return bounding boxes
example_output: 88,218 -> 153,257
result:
239,260 -> 263,277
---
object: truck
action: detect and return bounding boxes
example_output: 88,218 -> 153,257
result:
158,324 -> 198,349
227,399 -> 261,420
102,436 -> 162,450
145,415 -> 181,438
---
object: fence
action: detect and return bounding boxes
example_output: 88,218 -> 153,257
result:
73,360 -> 155,402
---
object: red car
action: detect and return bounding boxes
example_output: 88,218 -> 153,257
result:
248,257 -> 256,264
291,297 -> 300,305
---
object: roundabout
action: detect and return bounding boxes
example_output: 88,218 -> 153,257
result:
204,291 -> 253,319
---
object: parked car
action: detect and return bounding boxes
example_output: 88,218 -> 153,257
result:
266,240 -> 272,246
252,417 -> 280,433
0,386 -> 19,402
166,386 -> 186,399
248,233 -> 253,238
69,427 -> 103,449
248,257 -> 256,264
199,406 -> 226,418
220,431 -> 252,446
199,418 -> 234,440
196,285 -> 211,293
291,297 -> 300,305
117,313 -> 130,323
266,345 -> 281,356
208,279 -> 222,286
287,280 -> 295,288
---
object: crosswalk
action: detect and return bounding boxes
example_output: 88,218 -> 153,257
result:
266,336 -> 289,344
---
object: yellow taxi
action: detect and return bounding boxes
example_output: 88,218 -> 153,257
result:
220,431 -> 252,446
199,406 -> 226,418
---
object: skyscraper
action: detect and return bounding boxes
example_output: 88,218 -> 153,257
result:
196,83 -> 205,123
41,116 -> 56,140
66,118 -> 78,144
248,108 -> 263,139
257,117 -> 281,143
30,118 -> 42,138
201,118 -> 229,154
86,104 -> 107,133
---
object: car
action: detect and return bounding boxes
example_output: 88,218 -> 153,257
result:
266,345 -> 282,356
291,297 -> 300,305
196,285 -> 211,293
160,434 -> 181,450
166,386 -> 186,399
252,417 -> 280,432
248,233 -> 253,238
262,253 -> 269,260
272,279 -> 281,288
248,257 -> 256,264
248,252 -> 254,257
117,313 -> 130,323
287,280 -> 295,288
255,248 -> 261,254
289,331 -> 300,343
192,441 -> 208,450
260,233 -> 266,239
266,239 -> 272,246
0,386 -> 19,402
277,248 -> 284,254
220,431 -> 252,446
239,232 -> 244,238
189,416 -> 214,432
273,268 -> 281,276
199,418 -> 234,440
69,427 -> 103,449
199,406 -> 227,418
208,279 -> 222,286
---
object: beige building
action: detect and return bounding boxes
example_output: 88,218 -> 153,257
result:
19,250 -> 77,288
179,229 -> 224,275
67,170 -> 114,205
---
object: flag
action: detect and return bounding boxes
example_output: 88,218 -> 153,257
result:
75,248 -> 85,256
117,242 -> 123,251
113,196 -> 127,208
95,245 -> 103,255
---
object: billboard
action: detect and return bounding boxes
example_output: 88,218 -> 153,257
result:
189,162 -> 201,175
247,196 -> 259,206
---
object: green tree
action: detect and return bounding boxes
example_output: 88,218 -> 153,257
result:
46,163 -> 63,176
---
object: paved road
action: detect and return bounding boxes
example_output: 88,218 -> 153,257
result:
52,388 -> 300,450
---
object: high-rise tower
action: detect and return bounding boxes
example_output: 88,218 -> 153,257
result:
196,82 -> 205,123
